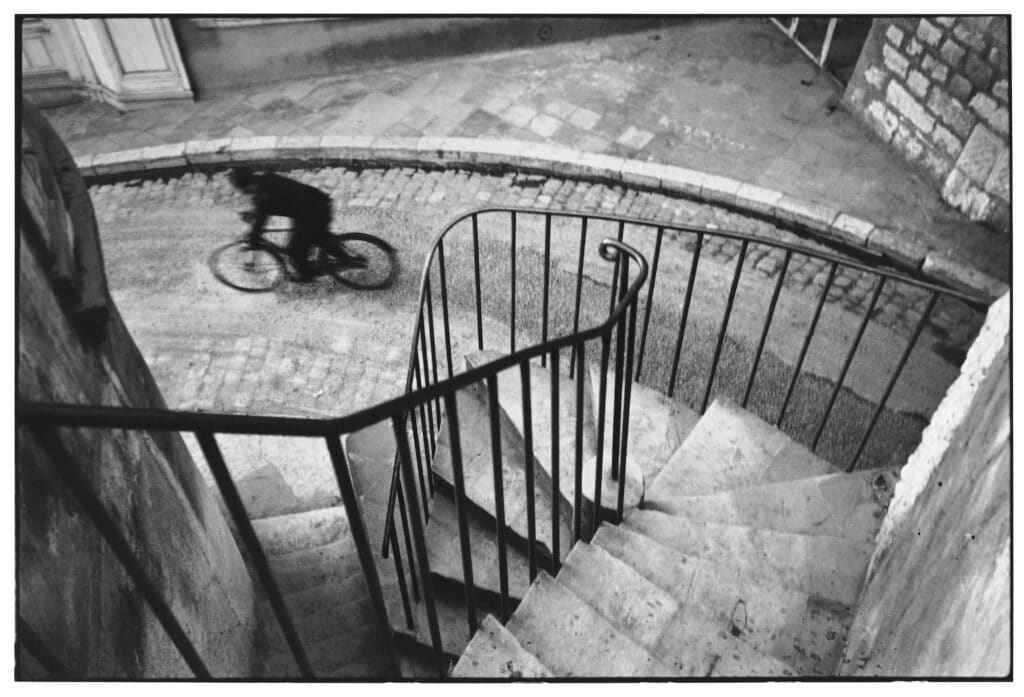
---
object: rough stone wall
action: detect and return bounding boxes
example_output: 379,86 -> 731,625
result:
17,104 -> 256,678
845,17 -> 1009,233
840,293 -> 1009,677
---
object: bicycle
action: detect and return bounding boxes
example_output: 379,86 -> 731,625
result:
209,224 -> 398,293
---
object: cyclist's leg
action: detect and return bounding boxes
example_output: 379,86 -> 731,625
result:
287,223 -> 316,280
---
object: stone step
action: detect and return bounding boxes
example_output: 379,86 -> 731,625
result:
592,523 -> 852,675
431,381 -> 574,562
265,537 -> 360,595
557,541 -> 795,677
648,397 -> 839,500
452,614 -> 553,678
426,490 -> 532,600
649,467 -> 900,543
466,351 -> 605,526
386,576 -> 508,664
623,509 -> 872,606
588,361 -> 700,484
251,505 -> 349,557
504,571 -> 680,677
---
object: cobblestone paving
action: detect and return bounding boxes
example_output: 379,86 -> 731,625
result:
90,163 -> 984,358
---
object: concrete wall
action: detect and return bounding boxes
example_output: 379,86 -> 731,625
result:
845,17 -> 1009,234
840,294 -> 1009,677
172,16 -> 684,97
17,104 -> 256,678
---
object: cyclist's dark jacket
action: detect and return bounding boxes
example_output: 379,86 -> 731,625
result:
247,172 -> 332,235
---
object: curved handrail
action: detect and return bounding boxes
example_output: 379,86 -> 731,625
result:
379,233 -> 649,551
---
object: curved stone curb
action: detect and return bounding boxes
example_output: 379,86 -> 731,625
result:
74,136 -> 1006,302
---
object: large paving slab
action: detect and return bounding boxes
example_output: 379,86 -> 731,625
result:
648,397 -> 840,501
623,509 -> 873,606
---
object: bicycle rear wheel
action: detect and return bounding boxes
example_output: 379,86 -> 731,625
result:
209,241 -> 286,293
328,232 -> 399,290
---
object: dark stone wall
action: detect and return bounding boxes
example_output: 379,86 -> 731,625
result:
173,16 -> 685,97
17,104 -> 256,678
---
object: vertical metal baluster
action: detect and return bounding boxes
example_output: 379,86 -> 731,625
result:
388,519 -> 415,629
549,349 -> 560,572
610,257 -> 628,481
419,326 -> 437,464
617,278 -> 639,522
396,478 -> 421,602
777,261 -> 838,426
541,213 -> 551,367
742,249 -> 792,407
519,362 -> 538,581
635,226 -> 664,381
485,375 -> 511,620
510,211 -> 517,353
573,340 -> 586,542
608,221 -> 625,316
442,392 -> 479,634
438,244 -> 454,378
472,213 -> 484,351
812,276 -> 886,451
410,364 -> 431,514
196,431 -> 311,678
569,217 -> 588,377
325,435 -> 400,675
701,239 -> 749,413
849,292 -> 939,471
593,336 -> 611,535
391,414 -> 445,676
425,274 -> 440,423
668,232 -> 704,398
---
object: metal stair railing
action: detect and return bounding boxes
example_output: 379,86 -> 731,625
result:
380,207 -> 987,673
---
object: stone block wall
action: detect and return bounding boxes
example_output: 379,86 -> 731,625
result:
840,294 -> 1009,676
845,17 -> 1009,233
17,103 -> 257,678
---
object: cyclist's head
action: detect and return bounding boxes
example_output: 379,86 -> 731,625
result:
228,166 -> 255,192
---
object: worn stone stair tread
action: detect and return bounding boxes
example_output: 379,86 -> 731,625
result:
386,577 -> 505,661
264,537 -> 362,595
559,542 -> 681,650
655,612 -> 797,678
505,571 -> 680,677
431,383 -> 573,563
588,361 -> 700,483
466,351 -> 601,523
648,397 -> 839,500
452,614 -> 554,678
262,581 -> 380,652
252,505 -> 349,557
426,491 -> 532,600
623,509 -> 872,606
591,524 -> 852,675
649,467 -> 900,543
262,611 -> 388,678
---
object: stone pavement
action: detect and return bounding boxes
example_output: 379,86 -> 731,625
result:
42,17 -> 1008,292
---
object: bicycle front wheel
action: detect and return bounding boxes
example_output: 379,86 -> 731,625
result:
329,232 -> 399,290
208,241 -> 286,293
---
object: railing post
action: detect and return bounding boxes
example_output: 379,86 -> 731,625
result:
437,243 -> 454,379
569,217 -> 588,378
442,392 -> 480,634
701,239 -> 748,413
742,248 -> 792,408
668,232 -> 703,399
486,374 -> 512,620
635,226 -> 664,382
541,213 -> 551,368
472,213 -> 483,351
196,430 -> 311,678
549,349 -> 561,571
519,362 -> 539,582
510,210 -> 517,354
593,336 -> 611,537
617,286 -> 639,522
391,414 -> 446,676
324,435 -> 400,676
573,340 -> 586,543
